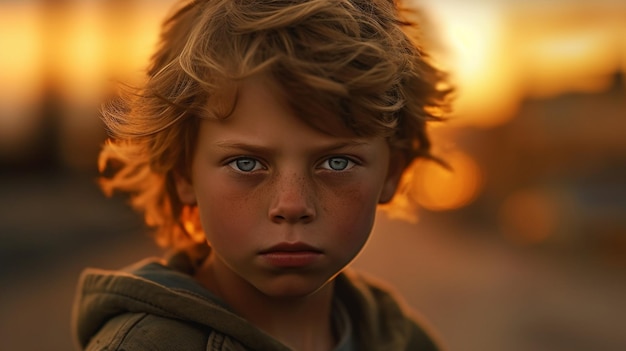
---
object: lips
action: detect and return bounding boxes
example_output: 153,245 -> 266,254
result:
259,242 -> 323,268
259,242 -> 322,254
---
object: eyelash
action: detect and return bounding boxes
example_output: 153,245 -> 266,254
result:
227,157 -> 266,172
225,156 -> 359,173
319,156 -> 357,171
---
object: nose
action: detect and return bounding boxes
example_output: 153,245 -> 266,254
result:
268,172 -> 316,224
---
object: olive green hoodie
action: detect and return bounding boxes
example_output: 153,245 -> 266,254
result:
72,250 -> 442,351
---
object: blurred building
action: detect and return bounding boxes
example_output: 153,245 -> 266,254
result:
457,71 -> 626,259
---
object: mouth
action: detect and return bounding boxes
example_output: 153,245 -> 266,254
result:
259,242 -> 322,254
258,242 -> 323,268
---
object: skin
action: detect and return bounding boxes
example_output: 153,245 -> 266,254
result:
176,74 -> 404,351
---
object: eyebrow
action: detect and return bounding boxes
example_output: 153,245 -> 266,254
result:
213,141 -> 272,154
213,140 -> 370,153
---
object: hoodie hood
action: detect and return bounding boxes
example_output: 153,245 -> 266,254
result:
72,251 -> 440,351
72,257 -> 290,351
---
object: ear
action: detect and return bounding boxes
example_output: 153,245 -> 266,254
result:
174,173 -> 197,205
379,153 -> 408,204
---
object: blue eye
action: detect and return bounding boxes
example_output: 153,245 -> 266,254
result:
228,158 -> 263,172
322,157 -> 355,171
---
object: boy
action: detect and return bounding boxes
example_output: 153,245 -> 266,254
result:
72,0 -> 451,350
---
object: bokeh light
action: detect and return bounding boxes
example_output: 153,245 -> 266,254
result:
412,149 -> 483,211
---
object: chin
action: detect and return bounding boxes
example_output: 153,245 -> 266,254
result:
256,275 -> 333,300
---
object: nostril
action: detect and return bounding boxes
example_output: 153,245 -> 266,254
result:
269,208 -> 315,224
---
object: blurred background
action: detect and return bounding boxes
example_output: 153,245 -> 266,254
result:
0,0 -> 624,350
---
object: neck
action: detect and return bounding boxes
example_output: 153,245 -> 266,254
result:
195,255 -> 336,351
244,289 -> 336,351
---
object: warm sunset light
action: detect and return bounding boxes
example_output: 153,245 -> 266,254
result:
0,3 -> 43,154
419,0 -> 625,127
509,6 -> 625,99
44,1 -> 169,101
422,1 -> 520,127
1,0 -> 624,207
0,3 -> 42,98
526,32 -> 617,93
411,150 -> 483,212
0,0 -> 172,167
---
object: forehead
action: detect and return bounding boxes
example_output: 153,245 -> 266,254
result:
205,73 -> 360,139
199,77 -> 387,158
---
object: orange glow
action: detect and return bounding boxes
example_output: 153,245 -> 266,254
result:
421,2 -> 522,127
0,1 -> 171,159
43,2 -> 170,102
44,2 -> 106,102
2,1 -> 621,129
411,150 -> 483,212
426,3 -> 520,128
0,3 -> 43,150
380,148 -> 483,220
511,16 -> 623,99
0,3 -> 42,98
98,1 -> 173,85
420,0 -> 625,127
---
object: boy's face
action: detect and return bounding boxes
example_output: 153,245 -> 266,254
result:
176,74 -> 402,299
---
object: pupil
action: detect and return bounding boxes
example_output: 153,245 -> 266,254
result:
237,159 -> 255,171
330,158 -> 348,170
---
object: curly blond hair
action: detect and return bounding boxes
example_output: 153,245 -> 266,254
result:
99,0 -> 451,248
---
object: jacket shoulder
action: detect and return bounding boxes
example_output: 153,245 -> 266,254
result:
85,312 -> 207,351
337,270 -> 444,350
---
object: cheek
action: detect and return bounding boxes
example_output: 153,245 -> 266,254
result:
323,181 -> 380,242
194,178 -> 261,246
